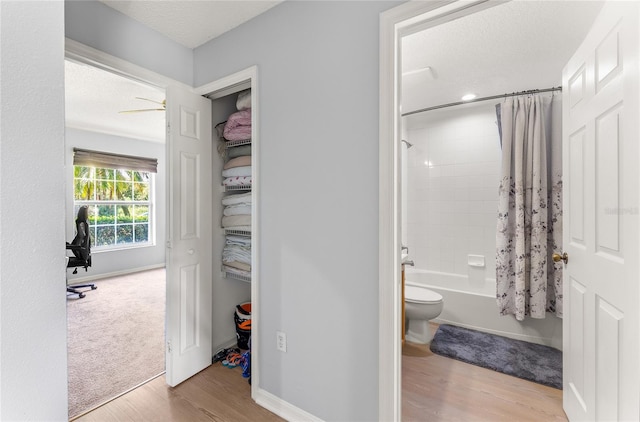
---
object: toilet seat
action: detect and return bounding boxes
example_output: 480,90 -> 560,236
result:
405,285 -> 443,304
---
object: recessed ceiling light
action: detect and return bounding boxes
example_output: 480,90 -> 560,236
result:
461,93 -> 477,101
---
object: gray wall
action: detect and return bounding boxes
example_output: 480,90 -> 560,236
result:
65,128 -> 166,281
195,2 -> 399,420
0,1 -> 68,419
65,0 -> 194,86
65,1 -> 401,420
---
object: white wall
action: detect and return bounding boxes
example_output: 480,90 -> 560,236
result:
0,1 -> 68,419
404,103 -> 501,283
195,1 -> 400,420
65,128 -> 166,281
64,0 -> 193,86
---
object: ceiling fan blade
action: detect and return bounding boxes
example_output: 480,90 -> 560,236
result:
134,97 -> 166,107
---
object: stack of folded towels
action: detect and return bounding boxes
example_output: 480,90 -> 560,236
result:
222,89 -> 252,279
221,191 -> 251,230
222,155 -> 251,188
222,235 -> 251,278
222,191 -> 252,277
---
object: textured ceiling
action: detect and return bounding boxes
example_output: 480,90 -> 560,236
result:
100,0 -> 283,49
68,1 -> 606,142
65,60 -> 166,143
402,1 -> 604,115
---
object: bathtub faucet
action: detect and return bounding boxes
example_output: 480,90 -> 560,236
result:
404,260 -> 414,266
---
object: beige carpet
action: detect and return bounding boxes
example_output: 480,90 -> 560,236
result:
67,268 -> 166,419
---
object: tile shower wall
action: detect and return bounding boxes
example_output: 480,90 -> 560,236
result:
405,103 -> 501,281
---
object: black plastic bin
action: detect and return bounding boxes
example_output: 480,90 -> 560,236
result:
234,302 -> 251,349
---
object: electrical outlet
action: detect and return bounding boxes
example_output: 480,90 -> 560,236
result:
276,331 -> 287,352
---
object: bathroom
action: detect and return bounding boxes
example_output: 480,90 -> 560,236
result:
398,2 -> 605,414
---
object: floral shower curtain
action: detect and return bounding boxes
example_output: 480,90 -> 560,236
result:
495,93 -> 562,321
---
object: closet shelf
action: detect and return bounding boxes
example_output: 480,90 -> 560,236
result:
225,228 -> 251,237
222,270 -> 251,283
224,185 -> 252,192
225,139 -> 251,149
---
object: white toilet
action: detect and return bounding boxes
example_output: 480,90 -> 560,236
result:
405,283 -> 444,344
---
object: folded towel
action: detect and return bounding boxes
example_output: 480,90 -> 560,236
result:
223,244 -> 251,265
224,109 -> 251,141
224,261 -> 251,272
236,90 -> 251,110
227,145 -> 251,159
222,165 -> 251,178
223,265 -> 251,278
226,235 -> 251,246
223,176 -> 251,187
223,155 -> 251,170
222,215 -> 251,227
224,204 -> 251,216
222,192 -> 252,206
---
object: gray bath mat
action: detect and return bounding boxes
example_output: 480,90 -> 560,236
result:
430,324 -> 562,389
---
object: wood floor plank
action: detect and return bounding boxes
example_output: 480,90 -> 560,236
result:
402,346 -> 567,422
73,364 -> 283,422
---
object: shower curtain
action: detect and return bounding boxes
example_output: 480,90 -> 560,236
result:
495,93 -> 562,321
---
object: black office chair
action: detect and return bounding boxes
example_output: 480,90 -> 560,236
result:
66,205 -> 97,298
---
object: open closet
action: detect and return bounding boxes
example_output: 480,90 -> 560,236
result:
204,75 -> 258,388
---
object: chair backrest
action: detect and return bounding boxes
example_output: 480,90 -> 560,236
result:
71,205 -> 91,262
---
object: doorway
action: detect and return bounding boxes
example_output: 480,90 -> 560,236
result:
66,41 -> 261,415
64,58 -> 167,418
378,1 -> 608,419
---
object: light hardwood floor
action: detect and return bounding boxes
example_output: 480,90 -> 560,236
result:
402,344 -> 567,422
74,363 -> 283,422
76,344 -> 566,422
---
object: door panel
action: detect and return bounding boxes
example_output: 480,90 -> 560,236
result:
563,3 -> 639,421
165,85 -> 213,387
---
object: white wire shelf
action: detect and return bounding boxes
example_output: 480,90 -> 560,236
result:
223,184 -> 251,192
222,270 -> 251,283
225,139 -> 251,148
225,229 -> 251,237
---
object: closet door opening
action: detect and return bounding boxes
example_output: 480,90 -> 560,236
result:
197,67 -> 260,399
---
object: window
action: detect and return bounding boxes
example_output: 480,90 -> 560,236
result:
72,149 -> 157,251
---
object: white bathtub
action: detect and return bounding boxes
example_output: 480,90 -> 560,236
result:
405,268 -> 563,350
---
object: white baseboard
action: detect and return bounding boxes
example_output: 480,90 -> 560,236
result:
254,387 -> 323,422
213,337 -> 238,355
67,264 -> 165,285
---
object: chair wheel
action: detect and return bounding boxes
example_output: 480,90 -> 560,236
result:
79,292 -> 86,298
91,286 -> 97,290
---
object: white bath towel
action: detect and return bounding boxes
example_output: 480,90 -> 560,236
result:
222,166 -> 252,178
222,215 -> 251,228
236,90 -> 251,110
224,205 -> 252,216
222,191 -> 252,206
223,244 -> 251,265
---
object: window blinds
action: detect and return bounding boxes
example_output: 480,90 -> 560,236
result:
73,148 -> 158,173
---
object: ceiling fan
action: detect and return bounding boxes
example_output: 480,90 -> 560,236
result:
119,97 -> 166,114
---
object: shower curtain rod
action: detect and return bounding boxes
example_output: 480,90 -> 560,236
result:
402,86 -> 562,117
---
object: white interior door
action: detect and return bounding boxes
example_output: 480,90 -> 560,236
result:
165,85 -> 213,387
562,2 -> 639,420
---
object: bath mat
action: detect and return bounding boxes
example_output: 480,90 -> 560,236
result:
429,324 -> 562,389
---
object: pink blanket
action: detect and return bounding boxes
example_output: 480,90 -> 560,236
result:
224,109 -> 251,141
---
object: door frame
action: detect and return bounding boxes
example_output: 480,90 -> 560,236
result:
378,1 -> 513,419
194,66 -> 260,401
64,38 -> 189,374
